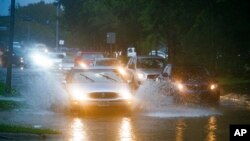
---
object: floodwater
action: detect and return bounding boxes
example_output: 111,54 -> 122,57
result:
0,68 -> 250,141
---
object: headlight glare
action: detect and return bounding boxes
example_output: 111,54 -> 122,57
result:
176,83 -> 184,91
137,72 -> 145,80
79,62 -> 87,69
121,91 -> 132,100
118,67 -> 126,75
71,88 -> 88,100
210,84 -> 218,90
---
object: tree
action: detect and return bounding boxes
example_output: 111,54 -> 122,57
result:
15,1 -> 57,47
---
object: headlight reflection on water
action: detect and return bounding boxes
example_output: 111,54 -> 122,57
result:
206,116 -> 217,141
69,118 -> 88,141
119,118 -> 135,141
176,119 -> 187,141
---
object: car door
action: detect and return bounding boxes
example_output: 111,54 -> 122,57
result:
126,57 -> 136,81
158,64 -> 172,81
162,64 -> 172,76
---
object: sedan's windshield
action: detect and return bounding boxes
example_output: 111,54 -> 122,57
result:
172,66 -> 210,80
137,58 -> 164,69
72,69 -> 125,83
81,53 -> 104,60
95,59 -> 119,66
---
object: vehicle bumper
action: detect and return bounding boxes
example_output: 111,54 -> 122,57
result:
175,90 -> 220,103
71,99 -> 132,109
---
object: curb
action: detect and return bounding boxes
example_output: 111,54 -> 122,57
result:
0,96 -> 25,102
0,132 -> 62,140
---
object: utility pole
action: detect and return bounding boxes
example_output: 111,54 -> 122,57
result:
6,0 -> 15,91
56,2 -> 59,51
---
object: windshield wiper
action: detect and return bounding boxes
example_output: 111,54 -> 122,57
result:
98,74 -> 117,82
80,74 -> 95,82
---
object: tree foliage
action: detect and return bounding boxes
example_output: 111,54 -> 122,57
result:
14,1 -> 57,47
60,0 -> 250,76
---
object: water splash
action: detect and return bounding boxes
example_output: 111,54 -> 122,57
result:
220,93 -> 250,109
134,80 -> 221,118
19,69 -> 69,112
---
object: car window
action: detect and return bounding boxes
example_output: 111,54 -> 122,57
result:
72,69 -> 125,83
49,54 -> 65,59
172,66 -> 210,79
81,53 -> 104,60
95,60 -> 118,66
63,58 -> 74,63
137,58 -> 164,69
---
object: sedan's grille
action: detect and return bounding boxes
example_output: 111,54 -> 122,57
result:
147,74 -> 159,79
89,92 -> 119,99
186,84 -> 208,90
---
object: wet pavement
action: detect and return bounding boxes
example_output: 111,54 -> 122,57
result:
0,67 -> 250,141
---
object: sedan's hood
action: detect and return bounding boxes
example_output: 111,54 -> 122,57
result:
137,69 -> 162,75
179,77 -> 212,85
67,82 -> 131,93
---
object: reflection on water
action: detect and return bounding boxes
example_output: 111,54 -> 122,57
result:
206,116 -> 217,141
176,119 -> 187,141
119,117 -> 135,141
69,118 -> 88,141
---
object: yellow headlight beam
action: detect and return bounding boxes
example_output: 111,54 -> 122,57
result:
137,72 -> 145,80
118,67 -> 126,75
71,88 -> 88,100
210,84 -> 218,90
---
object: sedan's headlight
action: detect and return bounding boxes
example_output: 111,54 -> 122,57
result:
137,72 -> 146,80
210,84 -> 218,90
31,53 -> 53,67
177,83 -> 184,90
79,62 -> 87,69
71,88 -> 88,100
120,91 -> 133,100
175,82 -> 184,91
117,67 -> 126,76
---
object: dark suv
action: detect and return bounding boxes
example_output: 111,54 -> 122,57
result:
159,64 -> 220,104
1,47 -> 25,67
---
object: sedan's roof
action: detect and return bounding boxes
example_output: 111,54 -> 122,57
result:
133,55 -> 165,59
94,58 -> 117,60
72,66 -> 118,71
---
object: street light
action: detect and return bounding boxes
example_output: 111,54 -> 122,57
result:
54,1 -> 61,51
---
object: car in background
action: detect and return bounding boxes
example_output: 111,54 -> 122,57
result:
59,56 -> 74,71
126,56 -> 166,88
47,52 -> 66,69
149,50 -> 168,59
158,64 -> 220,104
93,58 -> 121,67
149,47 -> 168,59
1,45 -> 25,67
65,66 -> 133,112
25,43 -> 49,54
74,51 -> 104,67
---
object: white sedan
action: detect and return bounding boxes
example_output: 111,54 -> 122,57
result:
65,66 -> 133,112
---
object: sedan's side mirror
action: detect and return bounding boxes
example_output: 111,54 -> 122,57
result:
162,73 -> 169,77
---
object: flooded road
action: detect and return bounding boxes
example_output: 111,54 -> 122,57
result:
0,68 -> 250,141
